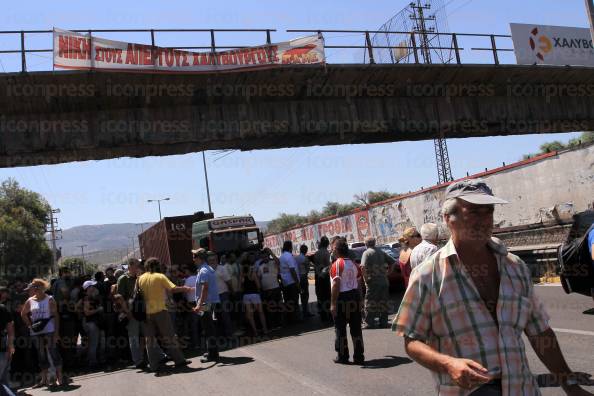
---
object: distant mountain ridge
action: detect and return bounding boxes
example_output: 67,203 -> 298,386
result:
58,220 -> 270,266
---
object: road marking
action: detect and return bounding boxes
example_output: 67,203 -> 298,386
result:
553,328 -> 594,337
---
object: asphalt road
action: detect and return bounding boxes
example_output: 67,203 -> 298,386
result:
24,285 -> 594,396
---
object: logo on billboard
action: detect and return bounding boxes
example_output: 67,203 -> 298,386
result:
529,27 -> 553,61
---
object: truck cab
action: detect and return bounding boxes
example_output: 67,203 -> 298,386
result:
192,215 -> 263,254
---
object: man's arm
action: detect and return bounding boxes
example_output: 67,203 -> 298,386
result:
404,337 -> 490,390
527,328 -> 590,394
193,282 -> 209,312
591,243 -> 594,261
21,300 -> 31,328
6,320 -> 15,357
330,277 -> 340,318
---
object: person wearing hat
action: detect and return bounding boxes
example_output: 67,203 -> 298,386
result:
192,250 -> 221,363
138,257 -> 192,372
81,279 -> 106,369
393,179 -> 588,395
20,279 -> 64,388
397,227 -> 422,289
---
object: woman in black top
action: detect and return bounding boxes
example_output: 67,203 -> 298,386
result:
240,260 -> 269,336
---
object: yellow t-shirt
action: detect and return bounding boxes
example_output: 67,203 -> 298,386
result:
137,272 -> 175,315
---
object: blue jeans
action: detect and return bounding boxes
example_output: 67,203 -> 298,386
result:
82,320 -> 105,366
126,318 -> 144,365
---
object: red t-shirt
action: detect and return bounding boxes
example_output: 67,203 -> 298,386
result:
330,258 -> 361,292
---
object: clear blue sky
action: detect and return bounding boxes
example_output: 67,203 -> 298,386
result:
0,0 -> 588,229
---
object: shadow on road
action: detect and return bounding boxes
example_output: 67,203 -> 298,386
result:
46,383 -> 82,392
216,356 -> 255,367
361,355 -> 413,369
536,372 -> 594,388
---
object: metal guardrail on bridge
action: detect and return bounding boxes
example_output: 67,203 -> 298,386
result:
0,28 -> 514,72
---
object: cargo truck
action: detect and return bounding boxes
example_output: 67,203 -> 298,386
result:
139,213 -> 264,269
192,215 -> 264,254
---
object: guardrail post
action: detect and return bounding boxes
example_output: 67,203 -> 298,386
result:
365,31 -> 375,64
490,34 -> 499,65
210,29 -> 217,65
88,30 -> 94,69
410,32 -> 419,64
452,33 -> 461,64
20,31 -> 26,72
150,29 -> 156,67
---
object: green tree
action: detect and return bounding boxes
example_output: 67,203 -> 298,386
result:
266,213 -> 307,234
0,178 -> 52,280
60,257 -> 98,276
539,141 -> 564,153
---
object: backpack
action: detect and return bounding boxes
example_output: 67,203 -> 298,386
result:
558,224 -> 594,296
130,281 -> 146,322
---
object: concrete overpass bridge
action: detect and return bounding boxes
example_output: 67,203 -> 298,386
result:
1,28 -> 593,167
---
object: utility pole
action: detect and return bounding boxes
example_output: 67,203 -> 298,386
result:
587,0 -> 594,42
77,244 -> 87,275
410,0 -> 453,184
47,208 -> 62,274
128,236 -> 137,259
202,151 -> 213,213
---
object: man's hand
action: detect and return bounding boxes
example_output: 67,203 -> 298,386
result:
7,345 -> 15,359
330,304 -> 337,318
444,357 -> 491,390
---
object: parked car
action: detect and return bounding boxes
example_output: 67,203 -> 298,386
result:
349,241 -> 366,249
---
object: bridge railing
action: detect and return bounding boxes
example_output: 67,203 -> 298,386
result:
0,28 -> 277,72
0,28 -> 515,72
287,29 -> 514,65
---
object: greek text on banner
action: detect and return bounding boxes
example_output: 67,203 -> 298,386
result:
53,28 -> 325,72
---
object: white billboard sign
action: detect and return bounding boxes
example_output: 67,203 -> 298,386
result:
510,23 -> 594,66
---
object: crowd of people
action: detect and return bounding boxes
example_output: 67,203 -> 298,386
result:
0,178 -> 592,395
0,238 -> 365,391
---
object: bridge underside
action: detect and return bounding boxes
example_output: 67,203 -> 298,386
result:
1,64 -> 593,167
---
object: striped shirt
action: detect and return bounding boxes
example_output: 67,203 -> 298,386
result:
393,237 -> 550,396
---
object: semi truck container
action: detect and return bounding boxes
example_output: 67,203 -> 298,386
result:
138,211 -> 213,269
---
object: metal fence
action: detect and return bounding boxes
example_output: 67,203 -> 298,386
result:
0,28 -> 515,73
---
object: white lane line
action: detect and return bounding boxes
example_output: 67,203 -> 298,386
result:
553,328 -> 594,337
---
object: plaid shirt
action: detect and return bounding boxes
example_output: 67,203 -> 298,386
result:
393,238 -> 550,396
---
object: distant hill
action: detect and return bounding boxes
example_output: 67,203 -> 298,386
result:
59,222 -> 154,257
58,220 -> 270,266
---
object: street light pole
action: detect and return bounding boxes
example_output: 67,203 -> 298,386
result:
202,151 -> 213,213
587,0 -> 594,41
147,198 -> 170,221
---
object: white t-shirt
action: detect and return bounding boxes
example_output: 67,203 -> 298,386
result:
410,240 -> 439,270
215,264 -> 232,294
258,260 -> 280,291
279,251 -> 298,286
184,275 -> 197,302
330,258 -> 361,293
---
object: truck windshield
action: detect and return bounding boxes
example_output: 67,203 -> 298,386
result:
212,230 -> 260,253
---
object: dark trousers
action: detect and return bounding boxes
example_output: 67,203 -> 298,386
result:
262,288 -> 283,328
299,274 -> 310,315
282,283 -> 300,324
334,289 -> 364,362
315,274 -> 332,322
469,381 -> 502,395
200,311 -> 219,360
